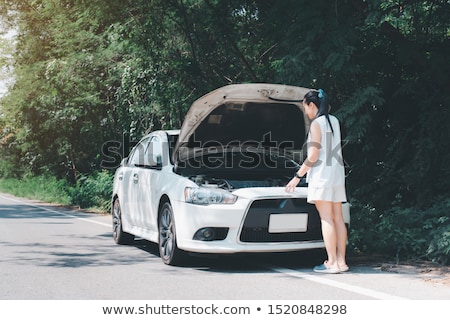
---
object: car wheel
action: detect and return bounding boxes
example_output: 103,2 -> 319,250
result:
112,198 -> 134,245
158,202 -> 186,265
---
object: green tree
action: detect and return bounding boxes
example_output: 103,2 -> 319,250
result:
266,0 -> 449,262
0,0 -> 127,180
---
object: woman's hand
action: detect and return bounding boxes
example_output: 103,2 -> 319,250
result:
285,177 -> 300,193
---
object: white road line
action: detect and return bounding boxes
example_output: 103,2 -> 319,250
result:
0,193 -> 111,228
270,266 -> 409,300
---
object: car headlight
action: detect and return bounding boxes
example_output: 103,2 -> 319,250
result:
184,187 -> 237,205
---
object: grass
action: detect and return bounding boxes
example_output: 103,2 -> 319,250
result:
0,171 -> 113,213
0,175 -> 72,205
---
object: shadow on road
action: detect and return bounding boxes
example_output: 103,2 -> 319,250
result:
131,238 -> 329,272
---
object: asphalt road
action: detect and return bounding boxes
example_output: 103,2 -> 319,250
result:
0,192 -> 449,300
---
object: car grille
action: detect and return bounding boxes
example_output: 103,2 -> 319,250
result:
239,198 -> 322,243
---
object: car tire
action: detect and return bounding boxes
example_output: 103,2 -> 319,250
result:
158,202 -> 186,265
112,198 -> 135,245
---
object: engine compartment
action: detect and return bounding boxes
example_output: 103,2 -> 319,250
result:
188,174 -> 290,191
176,150 -> 306,191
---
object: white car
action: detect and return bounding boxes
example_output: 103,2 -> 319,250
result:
112,83 -> 350,265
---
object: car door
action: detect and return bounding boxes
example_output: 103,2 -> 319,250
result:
124,136 -> 151,227
135,135 -> 163,232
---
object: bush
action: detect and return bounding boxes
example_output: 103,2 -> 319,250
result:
348,195 -> 450,265
423,198 -> 450,265
69,170 -> 114,212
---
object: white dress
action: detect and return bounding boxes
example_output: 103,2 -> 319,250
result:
306,115 -> 347,204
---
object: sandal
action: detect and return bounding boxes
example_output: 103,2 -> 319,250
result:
313,262 -> 340,274
339,265 -> 350,272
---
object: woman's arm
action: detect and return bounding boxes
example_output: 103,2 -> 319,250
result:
285,121 -> 321,192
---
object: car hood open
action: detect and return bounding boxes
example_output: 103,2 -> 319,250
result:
173,83 -> 312,164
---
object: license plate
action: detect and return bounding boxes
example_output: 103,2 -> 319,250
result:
268,213 -> 308,233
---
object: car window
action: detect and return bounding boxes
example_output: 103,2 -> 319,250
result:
145,136 -> 162,167
128,137 -> 151,167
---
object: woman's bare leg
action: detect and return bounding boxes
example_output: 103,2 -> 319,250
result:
314,200 -> 338,269
333,202 -> 348,269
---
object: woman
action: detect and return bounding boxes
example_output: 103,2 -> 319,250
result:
285,89 -> 348,274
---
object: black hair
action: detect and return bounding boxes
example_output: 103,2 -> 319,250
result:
303,89 -> 334,135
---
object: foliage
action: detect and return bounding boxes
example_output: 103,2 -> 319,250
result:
69,170 -> 113,212
350,195 -> 450,264
0,0 -> 449,264
0,0 -> 126,181
0,175 -> 72,205
0,170 -> 113,212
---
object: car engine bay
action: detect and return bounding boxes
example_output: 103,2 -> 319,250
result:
178,150 -> 306,191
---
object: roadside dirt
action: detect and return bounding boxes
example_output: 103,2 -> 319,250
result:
349,254 -> 450,287
380,261 -> 450,287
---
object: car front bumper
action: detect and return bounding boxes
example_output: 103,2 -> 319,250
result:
172,187 -> 350,254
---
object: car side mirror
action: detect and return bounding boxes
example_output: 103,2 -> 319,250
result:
154,155 -> 162,169
144,154 -> 162,170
